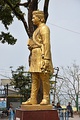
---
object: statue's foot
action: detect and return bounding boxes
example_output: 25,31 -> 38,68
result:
40,99 -> 49,105
22,99 -> 32,105
22,98 -> 37,105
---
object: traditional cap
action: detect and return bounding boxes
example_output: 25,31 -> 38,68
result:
32,10 -> 44,16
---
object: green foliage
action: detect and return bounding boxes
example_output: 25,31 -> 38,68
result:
11,66 -> 31,101
0,0 -> 13,29
0,32 -> 17,44
0,0 -> 24,44
0,4 -> 13,29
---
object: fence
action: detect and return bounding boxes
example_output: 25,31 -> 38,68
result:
57,108 -> 69,120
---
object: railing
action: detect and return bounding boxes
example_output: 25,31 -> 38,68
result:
57,108 -> 69,120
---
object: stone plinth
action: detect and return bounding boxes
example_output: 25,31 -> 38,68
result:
15,104 -> 59,120
21,104 -> 52,110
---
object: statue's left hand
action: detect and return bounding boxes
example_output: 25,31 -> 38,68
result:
44,60 -> 49,68
41,59 -> 50,72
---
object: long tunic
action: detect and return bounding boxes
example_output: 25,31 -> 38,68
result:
28,23 -> 53,74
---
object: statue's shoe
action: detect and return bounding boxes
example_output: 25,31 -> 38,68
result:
40,99 -> 49,105
22,100 -> 32,105
22,98 -> 37,105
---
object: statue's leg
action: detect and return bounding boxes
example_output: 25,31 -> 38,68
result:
22,73 -> 40,105
30,73 -> 40,104
40,73 -> 50,105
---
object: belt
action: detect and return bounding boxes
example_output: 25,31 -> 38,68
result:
32,45 -> 41,49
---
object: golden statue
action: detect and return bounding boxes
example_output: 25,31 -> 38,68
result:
22,10 -> 53,105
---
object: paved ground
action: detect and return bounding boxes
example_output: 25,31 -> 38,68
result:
0,115 -> 80,120
0,116 -> 8,120
69,115 -> 80,120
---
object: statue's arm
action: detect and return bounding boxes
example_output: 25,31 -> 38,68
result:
41,26 -> 51,60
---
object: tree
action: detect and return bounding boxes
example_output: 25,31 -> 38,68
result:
0,0 -> 50,44
56,62 -> 80,109
11,66 -> 31,101
50,63 -> 80,111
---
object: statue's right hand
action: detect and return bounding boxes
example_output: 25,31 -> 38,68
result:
27,39 -> 34,46
27,39 -> 32,46
28,45 -> 32,50
27,39 -> 33,50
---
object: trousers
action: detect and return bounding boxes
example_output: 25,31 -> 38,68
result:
30,72 -> 50,104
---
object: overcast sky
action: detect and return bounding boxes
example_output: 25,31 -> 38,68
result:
0,0 -> 80,79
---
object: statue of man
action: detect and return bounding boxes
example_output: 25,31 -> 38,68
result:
22,10 -> 53,105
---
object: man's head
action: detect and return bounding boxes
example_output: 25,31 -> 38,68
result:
10,103 -> 13,108
57,102 -> 60,106
32,10 -> 45,25
68,102 -> 71,105
52,101 -> 55,106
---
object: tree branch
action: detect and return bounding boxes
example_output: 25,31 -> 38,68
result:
43,0 -> 50,22
28,0 -> 38,37
3,0 -> 31,37
17,0 -> 31,8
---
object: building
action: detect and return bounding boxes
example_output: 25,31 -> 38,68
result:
0,79 -> 22,109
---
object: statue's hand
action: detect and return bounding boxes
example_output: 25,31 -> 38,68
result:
44,60 -> 49,69
41,59 -> 50,72
28,45 -> 32,50
27,39 -> 33,46
27,39 -> 35,50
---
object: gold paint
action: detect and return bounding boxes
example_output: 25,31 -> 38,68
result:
22,10 -> 54,106
21,104 -> 53,110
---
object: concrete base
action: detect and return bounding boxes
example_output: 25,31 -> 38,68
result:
15,109 -> 59,120
21,104 -> 53,110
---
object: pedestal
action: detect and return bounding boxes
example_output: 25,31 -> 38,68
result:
15,109 -> 59,120
21,104 -> 53,110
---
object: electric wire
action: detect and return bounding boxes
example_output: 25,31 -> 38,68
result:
48,22 -> 80,35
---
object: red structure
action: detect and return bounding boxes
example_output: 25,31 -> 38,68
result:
16,109 -> 59,120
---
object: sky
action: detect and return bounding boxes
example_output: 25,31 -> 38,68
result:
0,0 -> 80,79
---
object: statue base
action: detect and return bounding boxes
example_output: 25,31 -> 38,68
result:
15,105 -> 59,120
21,104 -> 52,110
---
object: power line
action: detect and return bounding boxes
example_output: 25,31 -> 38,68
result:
48,22 -> 80,35
0,69 -> 10,71
0,73 -> 12,80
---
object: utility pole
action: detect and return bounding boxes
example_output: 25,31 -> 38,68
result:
77,74 -> 80,111
6,84 -> 8,96
53,67 -> 59,103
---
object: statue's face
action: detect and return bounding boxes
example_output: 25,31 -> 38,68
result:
32,15 -> 40,25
